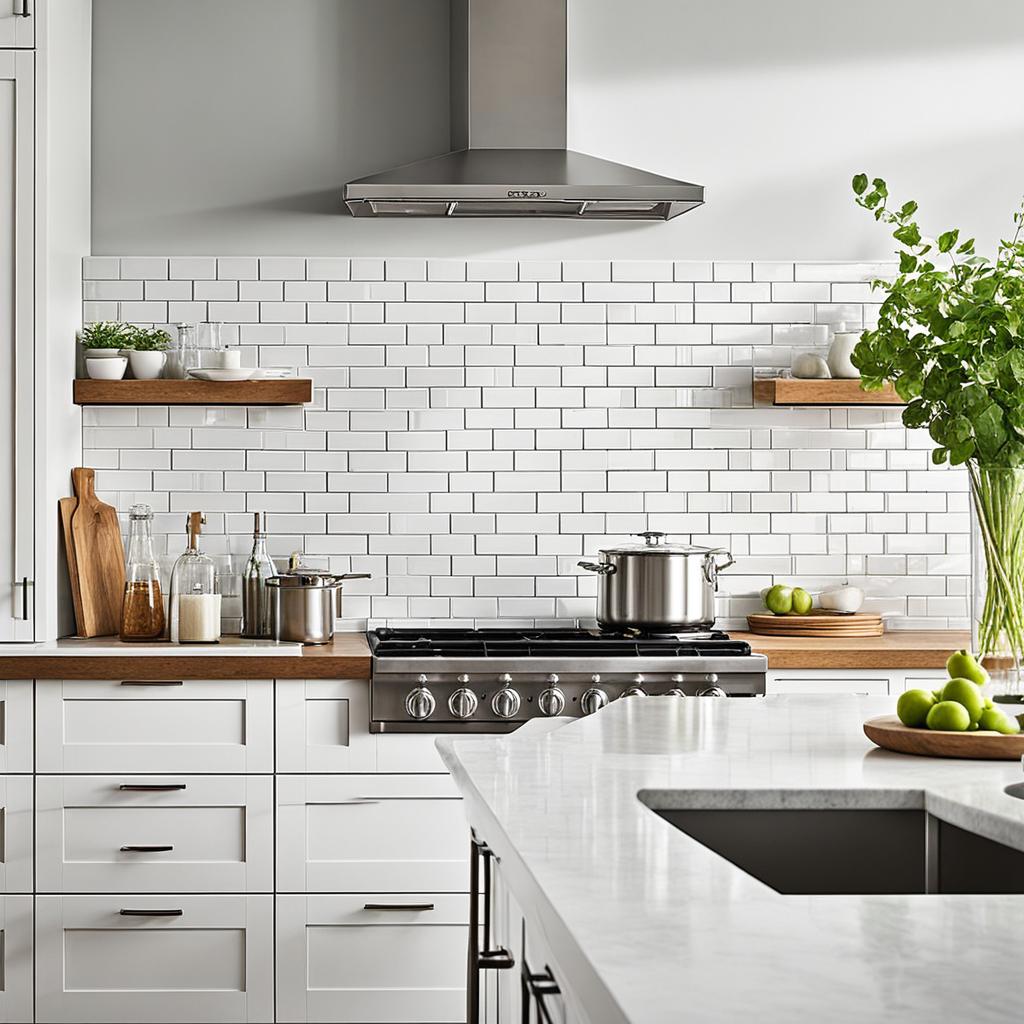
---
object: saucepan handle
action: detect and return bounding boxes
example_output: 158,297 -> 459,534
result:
334,573 -> 372,582
577,561 -> 616,575
703,551 -> 736,586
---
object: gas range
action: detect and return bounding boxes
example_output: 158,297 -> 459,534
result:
368,627 -> 767,733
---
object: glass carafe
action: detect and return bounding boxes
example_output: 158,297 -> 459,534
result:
119,504 -> 165,641
240,512 -> 275,638
168,512 -> 221,643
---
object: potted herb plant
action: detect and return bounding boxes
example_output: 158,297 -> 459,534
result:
852,175 -> 1024,698
81,320 -> 133,359
125,326 -> 172,379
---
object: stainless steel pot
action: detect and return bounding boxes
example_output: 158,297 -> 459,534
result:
578,531 -> 734,631
267,562 -> 371,645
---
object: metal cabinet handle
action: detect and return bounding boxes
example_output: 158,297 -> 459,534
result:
12,578 -> 32,620
120,845 -> 174,853
120,679 -> 184,687
16,0 -> 30,16
577,561 -> 615,575
362,902 -> 435,912
118,784 -> 187,792
119,908 -> 183,917
522,966 -> 561,1024
479,947 -> 515,970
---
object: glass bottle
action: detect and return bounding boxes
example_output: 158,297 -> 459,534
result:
166,322 -> 196,379
119,504 -> 165,641
240,512 -> 275,639
168,512 -> 221,643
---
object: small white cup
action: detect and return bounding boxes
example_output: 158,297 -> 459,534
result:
218,348 -> 242,370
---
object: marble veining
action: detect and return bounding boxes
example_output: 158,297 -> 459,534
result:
438,695 -> 1024,1024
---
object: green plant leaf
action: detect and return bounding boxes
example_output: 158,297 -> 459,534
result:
852,173 -> 869,195
899,251 -> 918,273
937,229 -> 960,253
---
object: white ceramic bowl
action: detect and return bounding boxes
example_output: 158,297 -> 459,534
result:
86,356 -> 128,380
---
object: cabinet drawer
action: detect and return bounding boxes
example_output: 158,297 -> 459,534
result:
0,895 -> 32,1023
36,679 -> 273,773
276,893 -> 466,1023
35,894 -> 273,1023
0,776 -> 32,893
767,675 -> 889,696
276,678 -> 375,773
36,776 -> 273,893
0,681 -> 32,773
277,774 -> 468,892
377,732 -> 451,773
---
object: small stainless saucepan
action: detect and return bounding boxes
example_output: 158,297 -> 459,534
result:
267,562 -> 371,645
578,531 -> 735,632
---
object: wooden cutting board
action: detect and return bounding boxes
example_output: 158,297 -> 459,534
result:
68,467 -> 125,637
864,715 -> 1024,760
747,612 -> 884,637
58,494 -> 86,636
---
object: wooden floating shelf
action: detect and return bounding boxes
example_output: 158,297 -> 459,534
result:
753,377 -> 904,407
74,378 -> 313,406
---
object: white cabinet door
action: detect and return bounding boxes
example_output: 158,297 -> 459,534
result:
36,775 -> 273,893
377,732 -> 453,773
767,671 -> 889,696
0,776 -> 32,893
0,680 -> 32,772
0,1 -> 34,47
277,774 -> 469,892
36,679 -> 274,773
35,894 -> 274,1024
276,893 -> 467,1024
276,678 -> 376,773
0,51 -> 35,642
0,896 -> 32,1023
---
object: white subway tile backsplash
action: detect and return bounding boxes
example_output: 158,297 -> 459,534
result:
82,256 -> 969,629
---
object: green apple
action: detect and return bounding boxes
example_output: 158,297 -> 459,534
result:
765,585 -> 794,615
926,701 -> 972,732
791,587 -> 813,615
940,677 -> 985,724
896,689 -> 936,728
945,649 -> 989,686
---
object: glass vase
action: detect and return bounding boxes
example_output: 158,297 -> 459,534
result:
970,464 -> 1024,702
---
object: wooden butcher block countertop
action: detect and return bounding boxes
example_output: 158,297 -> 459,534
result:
734,629 -> 971,670
0,632 -> 372,680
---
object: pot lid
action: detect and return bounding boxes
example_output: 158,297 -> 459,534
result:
598,531 -> 722,556
268,552 -> 343,588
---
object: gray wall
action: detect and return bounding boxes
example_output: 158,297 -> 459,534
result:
92,0 -> 1024,258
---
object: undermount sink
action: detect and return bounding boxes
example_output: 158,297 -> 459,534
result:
1005,782 -> 1024,801
639,798 -> 1024,896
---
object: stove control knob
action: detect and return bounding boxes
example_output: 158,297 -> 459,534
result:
666,688 -> 688,697
581,687 -> 609,716
621,684 -> 647,697
448,687 -> 478,720
405,686 -> 436,721
491,687 -> 521,719
538,687 -> 566,717
697,686 -> 727,698
547,673 -> 560,685
498,673 -> 513,686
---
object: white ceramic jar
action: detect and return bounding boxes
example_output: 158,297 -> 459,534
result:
827,328 -> 862,378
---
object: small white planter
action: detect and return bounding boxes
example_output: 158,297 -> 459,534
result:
128,350 -> 167,380
85,356 -> 128,380
84,347 -> 127,360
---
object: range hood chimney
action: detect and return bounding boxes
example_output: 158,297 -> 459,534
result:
343,0 -> 704,220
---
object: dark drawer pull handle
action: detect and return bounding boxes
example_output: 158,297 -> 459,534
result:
120,845 -> 174,853
118,784 -> 187,792
119,908 -> 183,917
17,0 -> 30,15
120,680 -> 184,686
362,902 -> 435,912
478,947 -> 515,970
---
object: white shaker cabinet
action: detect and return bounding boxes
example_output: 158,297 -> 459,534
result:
0,896 -> 33,1023
0,776 -> 32,893
0,1 -> 33,47
0,680 -> 32,772
0,50 -> 35,642
275,678 -> 376,773
35,895 -> 274,1024
766,669 -> 890,696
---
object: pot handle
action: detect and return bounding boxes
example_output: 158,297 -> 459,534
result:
334,573 -> 372,582
702,551 -> 735,586
578,561 -> 616,576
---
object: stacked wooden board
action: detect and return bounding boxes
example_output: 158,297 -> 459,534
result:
746,611 -> 884,638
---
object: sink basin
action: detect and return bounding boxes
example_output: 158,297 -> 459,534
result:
1005,782 -> 1024,801
640,798 -> 1024,896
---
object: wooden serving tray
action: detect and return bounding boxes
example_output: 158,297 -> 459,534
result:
863,715 -> 1024,760
747,612 -> 884,638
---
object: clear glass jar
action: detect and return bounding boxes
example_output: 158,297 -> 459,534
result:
119,504 -> 165,641
970,464 -> 1024,701
168,512 -> 221,643
165,323 -> 196,379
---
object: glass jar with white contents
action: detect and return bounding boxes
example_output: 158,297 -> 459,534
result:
168,512 -> 221,643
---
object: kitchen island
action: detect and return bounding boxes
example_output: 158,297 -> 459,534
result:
439,695 -> 1024,1024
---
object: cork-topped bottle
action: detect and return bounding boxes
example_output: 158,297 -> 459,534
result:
119,504 -> 165,641
168,512 -> 221,643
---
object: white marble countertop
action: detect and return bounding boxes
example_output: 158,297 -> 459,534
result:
438,695 -> 1024,1024
0,636 -> 303,656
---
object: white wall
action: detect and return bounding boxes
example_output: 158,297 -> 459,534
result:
91,0 -> 1024,258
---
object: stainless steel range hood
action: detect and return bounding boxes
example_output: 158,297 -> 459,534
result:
343,0 -> 704,221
